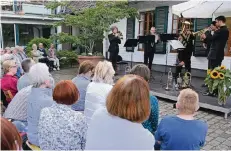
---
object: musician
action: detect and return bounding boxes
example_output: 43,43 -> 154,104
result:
144,27 -> 159,70
206,16 -> 229,69
108,26 -> 122,72
175,22 -> 195,80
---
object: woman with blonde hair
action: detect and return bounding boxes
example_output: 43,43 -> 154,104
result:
31,44 -> 43,63
85,75 -> 154,150
84,60 -> 115,124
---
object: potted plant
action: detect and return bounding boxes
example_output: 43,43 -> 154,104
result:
46,1 -> 137,65
205,65 -> 231,105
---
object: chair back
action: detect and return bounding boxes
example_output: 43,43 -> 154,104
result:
3,90 -> 14,102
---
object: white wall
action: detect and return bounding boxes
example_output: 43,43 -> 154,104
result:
103,6 -> 231,70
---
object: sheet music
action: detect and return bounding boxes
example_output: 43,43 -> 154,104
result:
168,40 -> 185,49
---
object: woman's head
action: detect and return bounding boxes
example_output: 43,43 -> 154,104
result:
53,80 -> 79,105
28,63 -> 51,88
50,43 -> 54,49
176,88 -> 199,115
32,44 -> 37,50
2,60 -> 17,75
1,117 -> 22,150
130,64 -> 150,82
5,47 -> 11,54
78,60 -> 95,77
92,61 -> 115,85
111,26 -> 118,34
106,74 -> 150,123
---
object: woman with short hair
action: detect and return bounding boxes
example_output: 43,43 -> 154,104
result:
72,60 -> 95,111
27,63 -> 54,146
31,44 -> 43,63
1,117 -> 23,150
0,60 -> 18,103
86,75 -> 154,150
38,80 -> 87,150
130,64 -> 159,135
84,60 -> 115,124
48,43 -> 60,71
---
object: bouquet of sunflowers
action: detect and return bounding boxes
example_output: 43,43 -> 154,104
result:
205,65 -> 231,105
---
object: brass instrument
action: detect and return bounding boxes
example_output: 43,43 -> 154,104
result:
192,28 -> 209,37
165,68 -> 173,90
182,72 -> 192,88
175,73 -> 183,90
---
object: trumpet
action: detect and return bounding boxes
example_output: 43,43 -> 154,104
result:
165,68 -> 173,90
182,72 -> 192,88
192,28 -> 209,37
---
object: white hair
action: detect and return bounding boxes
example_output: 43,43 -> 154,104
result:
28,63 -> 50,87
92,61 -> 115,85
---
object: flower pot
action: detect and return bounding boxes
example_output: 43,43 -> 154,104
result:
78,56 -> 104,65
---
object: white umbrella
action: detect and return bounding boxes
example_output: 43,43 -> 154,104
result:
172,0 -> 231,18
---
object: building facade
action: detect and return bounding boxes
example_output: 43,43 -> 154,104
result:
103,1 -> 231,71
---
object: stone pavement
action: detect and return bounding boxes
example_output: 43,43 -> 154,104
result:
52,68 -> 231,150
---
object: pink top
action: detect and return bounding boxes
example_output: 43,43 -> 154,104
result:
0,74 -> 18,102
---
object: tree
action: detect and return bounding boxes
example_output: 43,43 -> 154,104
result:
46,1 -> 138,55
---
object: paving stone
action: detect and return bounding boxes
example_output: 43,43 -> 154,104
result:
213,137 -> 226,143
202,145 -> 213,150
206,136 -> 214,142
215,129 -> 225,134
220,133 -> 231,139
208,140 -> 221,146
222,140 -> 231,147
208,132 -> 221,138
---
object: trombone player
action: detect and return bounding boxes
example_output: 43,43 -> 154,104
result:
108,26 -> 123,72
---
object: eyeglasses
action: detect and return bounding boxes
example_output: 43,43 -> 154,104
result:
10,65 -> 17,68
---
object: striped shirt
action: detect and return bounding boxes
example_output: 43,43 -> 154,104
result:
4,86 -> 32,121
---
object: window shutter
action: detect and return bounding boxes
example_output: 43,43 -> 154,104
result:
193,18 -> 212,57
126,17 -> 135,52
155,6 -> 168,54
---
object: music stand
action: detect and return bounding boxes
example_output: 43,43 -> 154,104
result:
124,39 -> 138,68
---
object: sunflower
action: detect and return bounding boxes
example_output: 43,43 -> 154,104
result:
219,72 -> 225,79
210,70 -> 219,79
207,69 -> 211,75
220,65 -> 226,70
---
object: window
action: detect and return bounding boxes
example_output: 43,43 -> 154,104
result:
2,24 -> 15,47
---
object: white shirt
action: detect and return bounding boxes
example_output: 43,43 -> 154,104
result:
84,82 -> 113,124
86,108 -> 154,150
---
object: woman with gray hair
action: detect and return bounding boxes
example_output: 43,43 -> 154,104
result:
27,63 -> 54,147
84,60 -> 115,124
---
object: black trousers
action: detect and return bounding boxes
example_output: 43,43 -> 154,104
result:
109,51 -> 119,71
208,59 -> 222,69
39,57 -> 52,68
144,50 -> 155,70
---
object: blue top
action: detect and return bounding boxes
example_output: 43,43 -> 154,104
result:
142,95 -> 159,136
72,75 -> 91,111
155,115 -> 208,150
27,87 -> 54,146
17,73 -> 31,91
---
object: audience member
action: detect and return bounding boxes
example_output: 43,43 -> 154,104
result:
130,64 -> 159,135
38,43 -> 50,67
4,85 -> 33,132
18,46 -> 28,61
38,80 -> 87,150
17,58 -> 35,91
155,89 -> 208,150
84,60 -> 115,123
1,117 -> 22,150
31,44 -> 43,63
0,60 -> 18,103
72,60 -> 95,111
5,47 -> 12,54
48,43 -> 60,70
86,75 -> 154,150
27,63 -> 54,146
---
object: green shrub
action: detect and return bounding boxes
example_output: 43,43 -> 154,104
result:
27,38 -> 52,57
56,50 -> 78,67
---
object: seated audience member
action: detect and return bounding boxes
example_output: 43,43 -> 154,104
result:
18,46 -> 28,61
38,80 -> 87,150
0,60 -> 18,103
130,64 -> 159,135
48,43 -> 60,71
5,47 -> 12,54
84,60 -> 115,123
86,75 -> 154,150
72,60 -> 95,111
155,89 -> 208,150
12,47 -> 23,77
27,63 -> 54,146
31,44 -> 43,63
17,58 -> 35,91
4,85 -> 32,132
1,117 -> 23,150
38,43 -> 50,67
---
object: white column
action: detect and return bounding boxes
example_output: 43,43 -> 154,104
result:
0,23 -> 3,49
14,24 -> 17,46
57,26 -> 62,50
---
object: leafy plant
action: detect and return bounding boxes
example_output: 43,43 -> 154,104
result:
56,50 -> 78,67
204,65 -> 231,105
46,1 -> 138,56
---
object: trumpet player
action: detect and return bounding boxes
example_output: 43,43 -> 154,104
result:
144,27 -> 159,70
108,26 -> 122,72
